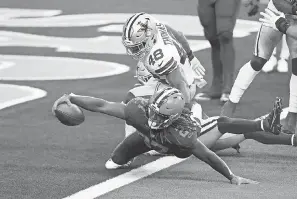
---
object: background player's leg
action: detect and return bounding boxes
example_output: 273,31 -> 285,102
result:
197,0 -> 222,100
284,30 -> 297,135
209,129 -> 297,152
106,131 -> 150,169
215,0 -> 241,103
277,36 -> 289,73
244,131 -> 296,146
262,40 -> 281,73
221,25 -> 283,116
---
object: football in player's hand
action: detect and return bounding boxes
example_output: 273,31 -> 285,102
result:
54,103 -> 85,126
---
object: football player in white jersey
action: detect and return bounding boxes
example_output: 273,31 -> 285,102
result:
222,0 -> 297,135
122,12 -> 207,107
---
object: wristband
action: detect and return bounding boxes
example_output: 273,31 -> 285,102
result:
187,50 -> 194,61
275,17 -> 290,34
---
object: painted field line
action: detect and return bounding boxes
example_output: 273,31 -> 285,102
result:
63,107 -> 289,199
0,84 -> 47,110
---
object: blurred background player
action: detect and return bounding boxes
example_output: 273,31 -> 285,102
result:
262,35 -> 289,73
195,0 -> 260,103
222,0 -> 297,135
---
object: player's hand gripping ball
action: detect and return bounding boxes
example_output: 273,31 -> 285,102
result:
52,94 -> 85,126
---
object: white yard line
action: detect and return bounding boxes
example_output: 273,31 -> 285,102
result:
63,108 -> 289,199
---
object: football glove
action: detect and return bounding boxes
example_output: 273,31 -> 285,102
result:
190,56 -> 206,78
259,9 -> 288,33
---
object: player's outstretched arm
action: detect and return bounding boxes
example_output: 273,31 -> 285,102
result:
191,139 -> 259,185
53,93 -> 126,120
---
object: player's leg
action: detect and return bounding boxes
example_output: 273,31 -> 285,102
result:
215,0 -> 241,103
196,0 -> 222,100
200,98 -> 283,149
105,131 -> 151,169
243,131 -> 296,146
262,42 -> 279,73
211,134 -> 245,152
284,23 -> 297,135
221,25 -> 283,116
277,36 -> 289,73
210,127 -> 297,152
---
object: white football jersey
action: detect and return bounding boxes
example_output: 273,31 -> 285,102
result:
140,22 -> 195,86
267,0 -> 283,13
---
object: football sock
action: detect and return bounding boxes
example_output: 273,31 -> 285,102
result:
229,61 -> 259,103
244,131 -> 292,145
289,74 -> 297,113
291,134 -> 296,146
217,116 -> 262,134
280,36 -> 289,60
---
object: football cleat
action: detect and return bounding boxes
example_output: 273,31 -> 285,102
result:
262,97 -> 283,135
105,158 -> 133,170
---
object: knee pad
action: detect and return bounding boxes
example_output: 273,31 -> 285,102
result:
217,116 -> 231,134
218,31 -> 233,44
292,58 -> 297,75
250,56 -> 267,71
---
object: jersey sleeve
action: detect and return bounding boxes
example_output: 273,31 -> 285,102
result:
154,55 -> 178,76
124,98 -> 150,136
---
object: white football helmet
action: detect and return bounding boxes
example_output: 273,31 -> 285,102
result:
122,12 -> 158,60
148,87 -> 185,129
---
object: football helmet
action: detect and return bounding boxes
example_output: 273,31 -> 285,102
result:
148,87 -> 185,129
122,12 -> 158,60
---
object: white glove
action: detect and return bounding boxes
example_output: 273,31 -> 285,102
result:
259,9 -> 285,31
190,57 -> 206,79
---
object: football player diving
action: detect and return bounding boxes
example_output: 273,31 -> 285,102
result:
121,12 -> 207,153
52,85 -> 283,185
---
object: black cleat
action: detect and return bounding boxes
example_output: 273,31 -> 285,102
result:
263,97 -> 283,135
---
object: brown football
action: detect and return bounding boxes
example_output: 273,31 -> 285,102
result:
54,103 -> 85,126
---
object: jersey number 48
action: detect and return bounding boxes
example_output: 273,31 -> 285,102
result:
148,49 -> 164,66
